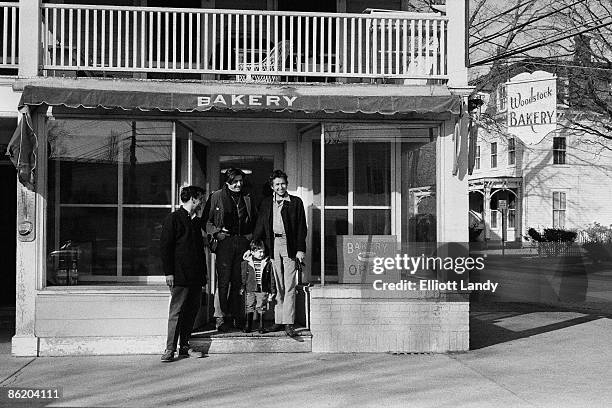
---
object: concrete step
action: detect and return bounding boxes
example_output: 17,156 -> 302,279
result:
190,326 -> 311,353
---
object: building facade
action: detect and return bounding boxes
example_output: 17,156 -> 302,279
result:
469,70 -> 612,242
2,0 -> 471,356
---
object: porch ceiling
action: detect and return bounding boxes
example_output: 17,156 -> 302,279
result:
15,78 -> 461,117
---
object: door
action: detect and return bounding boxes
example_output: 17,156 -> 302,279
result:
202,142 -> 284,324
208,143 -> 285,210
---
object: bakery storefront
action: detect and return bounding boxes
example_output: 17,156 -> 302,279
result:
11,80 -> 469,356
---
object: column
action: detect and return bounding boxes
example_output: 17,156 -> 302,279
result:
12,114 -> 45,356
445,0 -> 468,88
18,0 -> 41,78
483,184 -> 490,241
437,118 -> 469,244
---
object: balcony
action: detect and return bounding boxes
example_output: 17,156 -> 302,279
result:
3,3 -> 451,84
0,2 -> 18,70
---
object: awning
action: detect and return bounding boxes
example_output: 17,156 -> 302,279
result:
17,80 -> 461,116
6,106 -> 37,189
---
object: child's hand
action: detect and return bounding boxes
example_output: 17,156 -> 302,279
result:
267,294 -> 274,302
239,288 -> 244,295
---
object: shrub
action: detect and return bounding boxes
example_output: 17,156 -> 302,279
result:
525,227 -> 578,257
542,228 -> 577,243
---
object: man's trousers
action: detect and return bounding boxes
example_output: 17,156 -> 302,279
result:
272,236 -> 298,325
166,285 -> 202,351
214,235 -> 249,320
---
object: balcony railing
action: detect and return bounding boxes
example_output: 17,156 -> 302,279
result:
41,4 -> 448,82
0,2 -> 19,69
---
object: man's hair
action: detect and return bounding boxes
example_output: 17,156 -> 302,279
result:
224,167 -> 245,184
180,186 -> 205,203
250,239 -> 266,252
269,169 -> 288,185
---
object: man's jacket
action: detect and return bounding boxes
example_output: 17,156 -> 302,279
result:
254,194 -> 307,259
203,186 -> 255,237
240,251 -> 276,294
159,207 -> 207,287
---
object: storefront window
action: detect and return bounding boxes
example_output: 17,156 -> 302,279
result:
311,124 -> 437,282
47,120 -> 173,286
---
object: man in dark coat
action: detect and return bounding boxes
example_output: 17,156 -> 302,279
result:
203,168 -> 256,331
160,186 -> 207,362
254,170 -> 307,338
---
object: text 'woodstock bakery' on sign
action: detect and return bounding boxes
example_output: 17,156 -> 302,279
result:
506,70 -> 557,145
197,94 -> 298,108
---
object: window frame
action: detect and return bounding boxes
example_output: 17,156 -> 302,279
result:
490,142 -> 498,168
552,191 -> 567,229
304,122 -> 440,285
475,145 -> 480,170
44,119 -> 202,286
553,137 -> 566,165
507,137 -> 516,166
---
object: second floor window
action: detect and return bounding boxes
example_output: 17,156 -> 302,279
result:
475,145 -> 481,170
491,142 -> 497,168
553,192 -> 566,229
553,137 -> 566,164
508,138 -> 516,165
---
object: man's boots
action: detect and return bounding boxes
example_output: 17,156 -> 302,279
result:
243,313 -> 253,333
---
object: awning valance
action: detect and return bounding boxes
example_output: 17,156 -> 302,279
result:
17,81 -> 461,116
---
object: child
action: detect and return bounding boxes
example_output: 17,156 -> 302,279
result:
240,240 -> 276,333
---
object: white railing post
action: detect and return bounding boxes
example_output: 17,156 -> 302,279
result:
18,0 -> 40,77
446,0 -> 468,87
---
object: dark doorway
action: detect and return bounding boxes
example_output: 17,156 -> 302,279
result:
0,164 -> 16,307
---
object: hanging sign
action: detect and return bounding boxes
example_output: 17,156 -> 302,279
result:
506,71 -> 557,145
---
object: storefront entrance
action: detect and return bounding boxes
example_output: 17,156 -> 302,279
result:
208,142 -> 284,210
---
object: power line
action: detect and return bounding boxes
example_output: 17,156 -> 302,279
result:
471,0 -> 588,48
471,0 -> 537,29
470,17 -> 612,66
470,59 -> 612,72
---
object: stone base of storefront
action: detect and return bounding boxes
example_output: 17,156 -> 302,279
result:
309,285 -> 469,353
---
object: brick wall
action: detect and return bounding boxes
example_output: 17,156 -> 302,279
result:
309,285 -> 469,353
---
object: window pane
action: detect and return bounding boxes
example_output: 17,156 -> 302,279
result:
122,208 -> 169,276
508,209 -> 516,229
324,142 -> 348,206
123,122 -> 172,205
48,120 -> 125,204
553,192 -> 560,209
353,142 -> 391,206
47,207 -> 118,286
193,141 -> 207,190
311,209 -> 348,278
401,141 -> 437,244
560,192 -> 566,209
559,211 -> 565,228
313,140 -> 321,201
491,210 -> 498,229
354,210 -> 391,235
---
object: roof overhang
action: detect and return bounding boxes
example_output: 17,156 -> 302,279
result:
16,78 -> 462,117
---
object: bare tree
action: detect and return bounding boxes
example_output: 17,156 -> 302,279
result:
468,0 -> 612,144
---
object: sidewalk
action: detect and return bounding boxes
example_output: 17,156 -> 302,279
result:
1,311 -> 611,408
